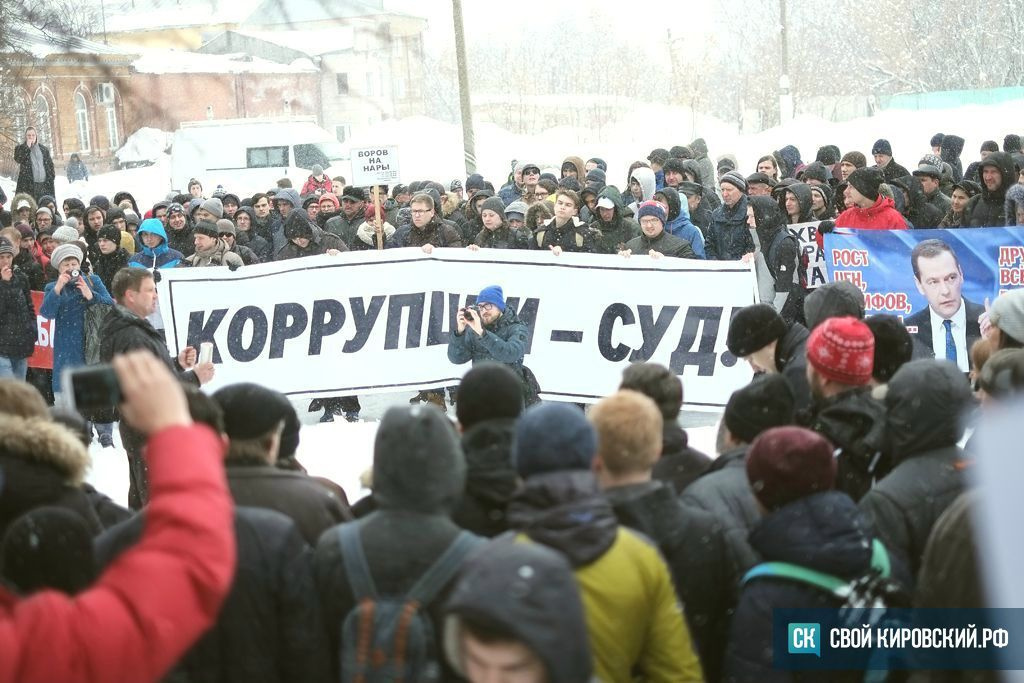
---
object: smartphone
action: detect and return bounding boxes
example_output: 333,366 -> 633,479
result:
199,342 -> 214,365
61,365 -> 121,416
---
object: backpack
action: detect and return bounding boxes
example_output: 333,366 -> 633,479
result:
765,229 -> 805,290
743,539 -> 909,681
337,525 -> 480,682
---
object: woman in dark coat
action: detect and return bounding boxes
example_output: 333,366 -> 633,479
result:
14,127 -> 56,201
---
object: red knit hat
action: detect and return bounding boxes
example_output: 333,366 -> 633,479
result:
806,316 -> 875,385
746,426 -> 836,510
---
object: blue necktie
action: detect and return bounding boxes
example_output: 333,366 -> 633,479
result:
943,319 -> 957,364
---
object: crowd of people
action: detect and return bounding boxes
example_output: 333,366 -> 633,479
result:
0,125 -> 1023,681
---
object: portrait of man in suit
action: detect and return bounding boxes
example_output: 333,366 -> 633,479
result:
904,239 -> 985,371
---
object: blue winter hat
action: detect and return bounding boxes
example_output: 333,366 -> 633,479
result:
476,285 -> 505,312
514,403 -> 597,479
636,200 -> 667,225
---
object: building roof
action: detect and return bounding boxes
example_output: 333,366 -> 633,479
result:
4,26 -> 134,59
132,48 -> 317,74
226,28 -> 355,57
100,0 -> 262,32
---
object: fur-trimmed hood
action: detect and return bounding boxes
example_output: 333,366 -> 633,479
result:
11,192 -> 38,219
0,413 -> 91,485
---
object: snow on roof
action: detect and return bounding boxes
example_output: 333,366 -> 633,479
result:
132,47 -> 317,74
227,28 -> 355,57
101,0 -> 262,33
245,0 -> 387,26
4,26 -> 134,59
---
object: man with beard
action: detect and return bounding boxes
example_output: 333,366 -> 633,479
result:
966,151 -> 1016,226
801,316 -> 887,501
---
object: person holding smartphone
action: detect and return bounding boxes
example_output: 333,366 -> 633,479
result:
448,285 -> 539,406
40,243 -> 114,408
0,237 -> 37,380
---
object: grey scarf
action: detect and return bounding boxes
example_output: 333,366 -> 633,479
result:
30,143 -> 45,183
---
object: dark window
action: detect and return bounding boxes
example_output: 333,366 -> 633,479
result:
336,73 -> 349,95
246,146 -> 288,168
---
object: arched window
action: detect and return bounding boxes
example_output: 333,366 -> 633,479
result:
10,95 -> 27,135
74,91 -> 91,153
34,94 -> 53,147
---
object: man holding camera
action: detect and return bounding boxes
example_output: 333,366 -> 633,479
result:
448,285 -> 539,405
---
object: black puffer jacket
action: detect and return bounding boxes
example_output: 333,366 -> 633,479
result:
388,216 -> 464,248
967,151 -> 1016,227
724,491 -> 885,683
859,360 -> 972,584
13,249 -> 44,291
99,304 -> 198,384
589,186 -> 640,253
95,506 -> 331,683
276,212 -> 347,260
625,227 -> 696,258
892,175 -> 945,228
92,247 -> 130,291
605,480 -> 734,682
0,268 -> 37,360
451,418 -> 520,537
940,134 -> 965,181
473,224 -> 530,249
800,387 -> 888,502
651,422 -> 711,494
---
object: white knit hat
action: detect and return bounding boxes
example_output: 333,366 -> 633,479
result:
50,243 -> 84,267
51,226 -> 80,244
991,289 -> 1024,345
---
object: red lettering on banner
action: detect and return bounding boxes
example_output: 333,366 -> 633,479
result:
28,291 -> 54,370
1001,268 -> 1024,286
832,270 -> 866,290
864,292 -> 913,314
831,249 -> 870,267
998,246 -> 1024,268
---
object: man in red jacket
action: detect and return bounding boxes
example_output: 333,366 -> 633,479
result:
836,167 -> 908,231
0,351 -> 236,683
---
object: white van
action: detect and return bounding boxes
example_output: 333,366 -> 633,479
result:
170,117 -> 349,195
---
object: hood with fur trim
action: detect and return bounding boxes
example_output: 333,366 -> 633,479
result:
11,192 -> 38,219
0,413 -> 90,485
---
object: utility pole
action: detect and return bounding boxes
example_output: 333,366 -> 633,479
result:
451,0 -> 476,174
778,0 -> 792,124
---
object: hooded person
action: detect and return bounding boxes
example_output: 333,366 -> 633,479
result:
680,160 -> 721,211
443,539 -> 592,683
653,186 -> 706,257
966,151 -> 1016,227
940,134 -> 966,181
859,360 -> 973,583
164,201 -> 195,257
450,363 -> 523,538
724,427 -> 903,682
276,210 -> 347,260
776,181 -> 814,224
774,144 -> 804,179
314,404 -> 479,682
506,403 -> 704,682
589,186 -> 641,254
129,218 -> 184,272
689,138 -> 718,198
233,205 -> 272,262
680,181 -> 714,237
624,200 -> 697,259
0,238 -> 38,380
890,174 -> 945,228
726,303 -> 812,410
560,155 -> 586,182
626,166 -> 657,217
746,195 -> 805,326
1007,183 -> 1024,226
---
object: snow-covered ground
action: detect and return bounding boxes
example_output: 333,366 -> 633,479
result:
4,98 -> 1021,211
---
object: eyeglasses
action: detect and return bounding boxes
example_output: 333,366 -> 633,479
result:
477,302 -> 496,312
410,209 -> 431,215
534,191 -> 549,198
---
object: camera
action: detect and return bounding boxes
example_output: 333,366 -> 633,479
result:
61,364 -> 121,416
70,269 -> 80,279
461,305 -> 478,319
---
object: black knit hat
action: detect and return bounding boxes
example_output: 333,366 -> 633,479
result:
930,133 -> 945,148
804,281 -> 865,330
841,151 -> 867,168
480,196 -> 506,218
1,506 -> 96,594
864,314 -> 914,384
456,363 -> 524,429
213,383 -> 294,440
1004,134 -> 1022,153
816,145 -> 841,165
871,139 -> 892,156
726,304 -> 788,357
799,161 -> 830,184
647,148 -> 670,164
97,225 -> 121,244
193,220 -> 219,238
662,157 -> 687,175
724,374 -> 795,444
847,167 -> 884,201
981,140 -> 1000,153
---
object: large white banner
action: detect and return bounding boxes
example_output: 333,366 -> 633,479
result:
158,249 -> 757,407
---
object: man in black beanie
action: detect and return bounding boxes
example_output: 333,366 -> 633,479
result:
871,138 -> 910,182
836,167 -> 907,230
451,363 -> 523,537
315,404 -> 478,682
2,506 -> 96,595
215,382 -> 352,544
726,303 -> 811,410
681,375 -> 796,578
865,314 -> 914,386
803,280 -> 865,330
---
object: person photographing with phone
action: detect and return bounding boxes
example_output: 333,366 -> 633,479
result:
99,267 -> 215,508
448,285 -> 539,405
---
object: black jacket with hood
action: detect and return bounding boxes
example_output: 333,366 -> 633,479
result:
473,223 -> 530,250
892,175 -> 945,228
451,418 -> 520,538
780,182 -> 814,223
276,211 -> 347,260
750,196 -> 804,327
859,360 -> 972,584
0,267 -> 37,361
313,406 -> 474,682
651,421 -> 712,495
967,151 -> 1016,227
940,134 -> 965,181
589,186 -> 640,253
235,207 -> 272,262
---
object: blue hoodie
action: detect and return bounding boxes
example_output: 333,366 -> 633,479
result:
129,218 -> 184,269
655,187 -> 706,258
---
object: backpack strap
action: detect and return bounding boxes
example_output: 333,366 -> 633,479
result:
405,532 -> 480,606
338,523 -> 379,601
742,539 -> 891,595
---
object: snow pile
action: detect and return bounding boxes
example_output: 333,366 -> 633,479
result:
115,128 -> 173,165
57,154 -> 173,212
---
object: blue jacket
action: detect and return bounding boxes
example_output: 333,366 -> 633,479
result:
40,274 -> 114,392
129,219 -> 184,270
657,187 -> 706,258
